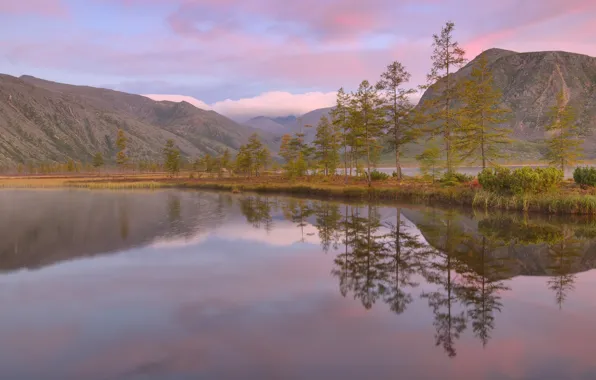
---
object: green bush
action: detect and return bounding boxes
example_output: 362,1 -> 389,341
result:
573,166 -> 596,187
478,167 -> 563,195
440,172 -> 473,184
370,170 -> 390,181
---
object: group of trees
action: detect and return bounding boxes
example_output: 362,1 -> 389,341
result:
272,21 -> 582,184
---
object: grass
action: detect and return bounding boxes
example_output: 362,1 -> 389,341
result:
3,173 -> 596,215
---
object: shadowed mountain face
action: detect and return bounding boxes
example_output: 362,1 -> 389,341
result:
0,75 -> 274,165
419,48 -> 596,156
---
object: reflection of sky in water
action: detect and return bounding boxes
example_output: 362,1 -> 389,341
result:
0,190 -> 595,379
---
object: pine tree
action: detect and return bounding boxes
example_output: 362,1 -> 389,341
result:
350,80 -> 384,186
416,143 -> 441,182
378,61 -> 418,179
163,139 -> 181,177
313,115 -> 340,176
115,129 -> 128,169
455,55 -> 511,169
545,91 -> 582,172
330,88 -> 352,181
220,149 -> 231,172
92,152 -> 104,174
422,21 -> 467,174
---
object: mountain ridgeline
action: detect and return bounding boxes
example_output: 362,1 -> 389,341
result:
0,75 -> 274,166
2,48 -> 596,166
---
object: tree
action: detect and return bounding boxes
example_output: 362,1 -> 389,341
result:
422,21 -> 467,174
455,55 -> 511,169
330,88 -> 352,182
545,91 -> 582,172
416,143 -> 441,182
313,115 -> 340,176
247,133 -> 269,176
163,139 -> 181,177
115,129 -> 128,169
378,61 -> 418,179
350,80 -> 385,186
92,152 -> 104,174
220,149 -> 231,173
66,159 -> 76,173
235,145 -> 252,176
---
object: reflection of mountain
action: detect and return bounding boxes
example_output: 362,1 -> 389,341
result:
401,208 -> 596,279
0,190 -> 227,271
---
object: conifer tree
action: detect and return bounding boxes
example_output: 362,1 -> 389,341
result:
422,21 -> 467,174
163,139 -> 181,177
350,80 -> 384,186
92,152 -> 104,174
115,129 -> 128,169
416,143 -> 441,182
455,55 -> 511,169
313,115 -> 340,176
220,149 -> 231,172
330,88 -> 352,181
545,91 -> 582,172
378,61 -> 418,179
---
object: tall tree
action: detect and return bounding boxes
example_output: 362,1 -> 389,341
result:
313,115 -> 340,176
163,139 -> 181,177
545,91 -> 582,172
115,129 -> 128,169
423,21 -> 467,174
92,152 -> 104,174
350,80 -> 384,186
330,88 -> 352,182
220,149 -> 231,173
378,61 -> 418,179
455,55 -> 511,169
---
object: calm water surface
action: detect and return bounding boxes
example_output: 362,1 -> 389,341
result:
1,189 -> 596,379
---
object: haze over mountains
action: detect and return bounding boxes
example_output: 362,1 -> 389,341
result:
1,48 -> 596,165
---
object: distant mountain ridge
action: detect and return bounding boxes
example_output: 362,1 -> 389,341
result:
0,74 -> 274,165
246,107 -> 333,142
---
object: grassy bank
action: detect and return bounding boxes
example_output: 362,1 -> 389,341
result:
2,174 -> 596,215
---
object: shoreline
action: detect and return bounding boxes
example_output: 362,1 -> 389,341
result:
2,175 -> 596,215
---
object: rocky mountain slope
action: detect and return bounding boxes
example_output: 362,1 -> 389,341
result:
0,75 -> 273,165
419,48 -> 596,157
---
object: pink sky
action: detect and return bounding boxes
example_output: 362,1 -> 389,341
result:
1,0 -> 595,118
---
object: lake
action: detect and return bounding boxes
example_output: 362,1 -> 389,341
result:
1,189 -> 596,379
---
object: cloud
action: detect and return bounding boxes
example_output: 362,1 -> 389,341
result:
144,91 -> 337,120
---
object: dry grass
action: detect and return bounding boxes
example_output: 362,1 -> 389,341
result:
4,174 -> 596,214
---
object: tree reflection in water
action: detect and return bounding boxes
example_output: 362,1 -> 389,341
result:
235,196 -> 595,357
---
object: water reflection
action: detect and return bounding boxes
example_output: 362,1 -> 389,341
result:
2,190 -> 596,378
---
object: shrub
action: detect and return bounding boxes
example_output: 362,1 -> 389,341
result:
370,170 -> 390,181
573,166 -> 596,187
478,166 -> 563,195
440,172 -> 474,184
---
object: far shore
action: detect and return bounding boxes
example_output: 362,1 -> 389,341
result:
2,172 -> 596,215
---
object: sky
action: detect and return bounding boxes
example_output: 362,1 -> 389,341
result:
1,0 -> 595,121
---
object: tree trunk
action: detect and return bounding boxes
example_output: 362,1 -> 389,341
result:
395,146 -> 402,180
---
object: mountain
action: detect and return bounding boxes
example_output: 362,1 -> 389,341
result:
419,48 -> 596,157
246,107 -> 334,143
244,116 -> 287,133
0,74 -> 274,165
